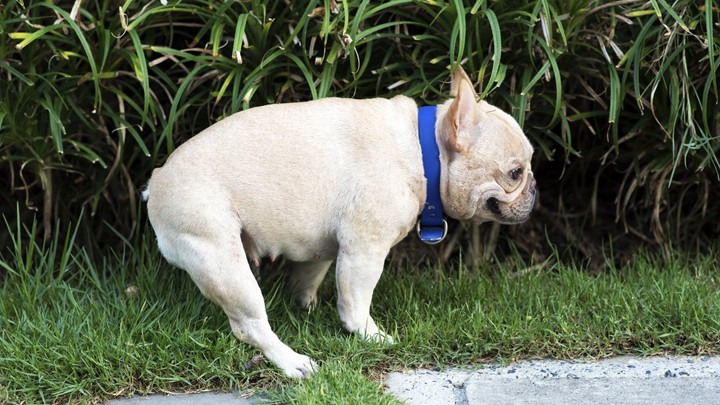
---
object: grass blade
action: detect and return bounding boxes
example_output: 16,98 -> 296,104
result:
655,0 -> 690,31
704,0 -> 717,97
128,30 -> 151,128
480,8 -> 502,97
0,60 -> 34,86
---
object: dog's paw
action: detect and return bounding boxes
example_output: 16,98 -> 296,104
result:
266,347 -> 318,378
294,293 -> 317,311
279,353 -> 318,378
346,317 -> 395,345
362,329 -> 394,345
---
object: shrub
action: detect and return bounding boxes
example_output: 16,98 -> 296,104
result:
1,0 -> 718,262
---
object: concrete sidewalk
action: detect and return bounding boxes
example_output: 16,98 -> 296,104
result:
385,355 -> 720,404
106,392 -> 260,404
106,356 -> 720,404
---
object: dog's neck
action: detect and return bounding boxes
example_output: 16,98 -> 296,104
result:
417,106 -> 447,244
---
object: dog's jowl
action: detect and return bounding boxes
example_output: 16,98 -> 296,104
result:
144,67 -> 536,378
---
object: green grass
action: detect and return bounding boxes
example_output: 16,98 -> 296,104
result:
1,218 -> 719,404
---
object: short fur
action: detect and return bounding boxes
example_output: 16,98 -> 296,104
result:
144,67 -> 536,378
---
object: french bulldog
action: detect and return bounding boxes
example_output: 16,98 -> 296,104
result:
143,67 -> 536,378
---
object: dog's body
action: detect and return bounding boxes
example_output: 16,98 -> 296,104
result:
145,68 -> 536,378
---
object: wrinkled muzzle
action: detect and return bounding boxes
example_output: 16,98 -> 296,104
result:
486,175 -> 536,224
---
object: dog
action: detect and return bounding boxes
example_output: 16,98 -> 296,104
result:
143,67 -> 536,378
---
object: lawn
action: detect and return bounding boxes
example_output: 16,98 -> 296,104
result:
1,219 -> 719,404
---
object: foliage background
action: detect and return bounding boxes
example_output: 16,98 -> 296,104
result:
1,0 -> 719,264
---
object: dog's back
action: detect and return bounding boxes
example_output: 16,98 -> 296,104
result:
145,95 -> 424,264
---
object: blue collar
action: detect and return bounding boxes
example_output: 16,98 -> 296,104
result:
417,106 -> 447,244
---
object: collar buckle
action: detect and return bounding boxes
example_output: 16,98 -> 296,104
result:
416,219 -> 448,245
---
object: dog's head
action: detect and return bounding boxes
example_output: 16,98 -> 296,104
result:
437,67 -> 536,225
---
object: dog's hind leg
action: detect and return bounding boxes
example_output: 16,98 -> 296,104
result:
289,260 -> 333,309
165,231 -> 317,378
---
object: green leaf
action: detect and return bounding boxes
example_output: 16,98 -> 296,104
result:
210,21 -> 225,58
655,0 -> 689,31
66,140 -> 107,168
450,0 -> 466,65
0,60 -> 33,86
12,24 -> 64,50
531,33 -> 563,126
232,13 -> 249,64
128,30 -> 150,127
160,65 -> 205,155
705,0 -> 717,97
484,9 -> 502,91
40,93 -> 65,155
521,60 -> 550,96
41,3 -> 102,110
607,64 -> 621,125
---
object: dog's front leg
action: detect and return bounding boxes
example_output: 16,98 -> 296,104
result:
335,246 -> 393,344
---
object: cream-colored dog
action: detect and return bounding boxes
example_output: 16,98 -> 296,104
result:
144,67 -> 535,378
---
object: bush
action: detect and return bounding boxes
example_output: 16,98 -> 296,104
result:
1,0 -> 718,262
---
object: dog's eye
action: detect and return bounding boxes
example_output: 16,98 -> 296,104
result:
510,168 -> 523,181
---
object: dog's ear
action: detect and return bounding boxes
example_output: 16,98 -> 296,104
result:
443,66 -> 478,153
449,66 -> 474,98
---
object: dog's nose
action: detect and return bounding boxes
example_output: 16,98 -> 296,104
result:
487,197 -> 501,215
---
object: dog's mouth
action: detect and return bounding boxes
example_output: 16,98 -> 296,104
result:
486,197 -> 534,224
484,177 -> 536,224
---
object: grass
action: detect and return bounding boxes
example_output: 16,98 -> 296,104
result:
1,217 -> 719,404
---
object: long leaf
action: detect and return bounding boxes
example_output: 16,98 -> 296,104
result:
521,60 -> 551,96
41,3 -> 102,110
655,0 -> 689,31
160,64 -> 205,155
11,24 -> 64,50
128,30 -> 150,127
532,33 -> 563,126
484,9 -> 502,93
232,13 -> 249,64
451,0 -> 466,65
0,60 -> 34,86
705,0 -> 717,97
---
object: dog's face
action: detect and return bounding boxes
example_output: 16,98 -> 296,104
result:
438,68 -> 536,225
